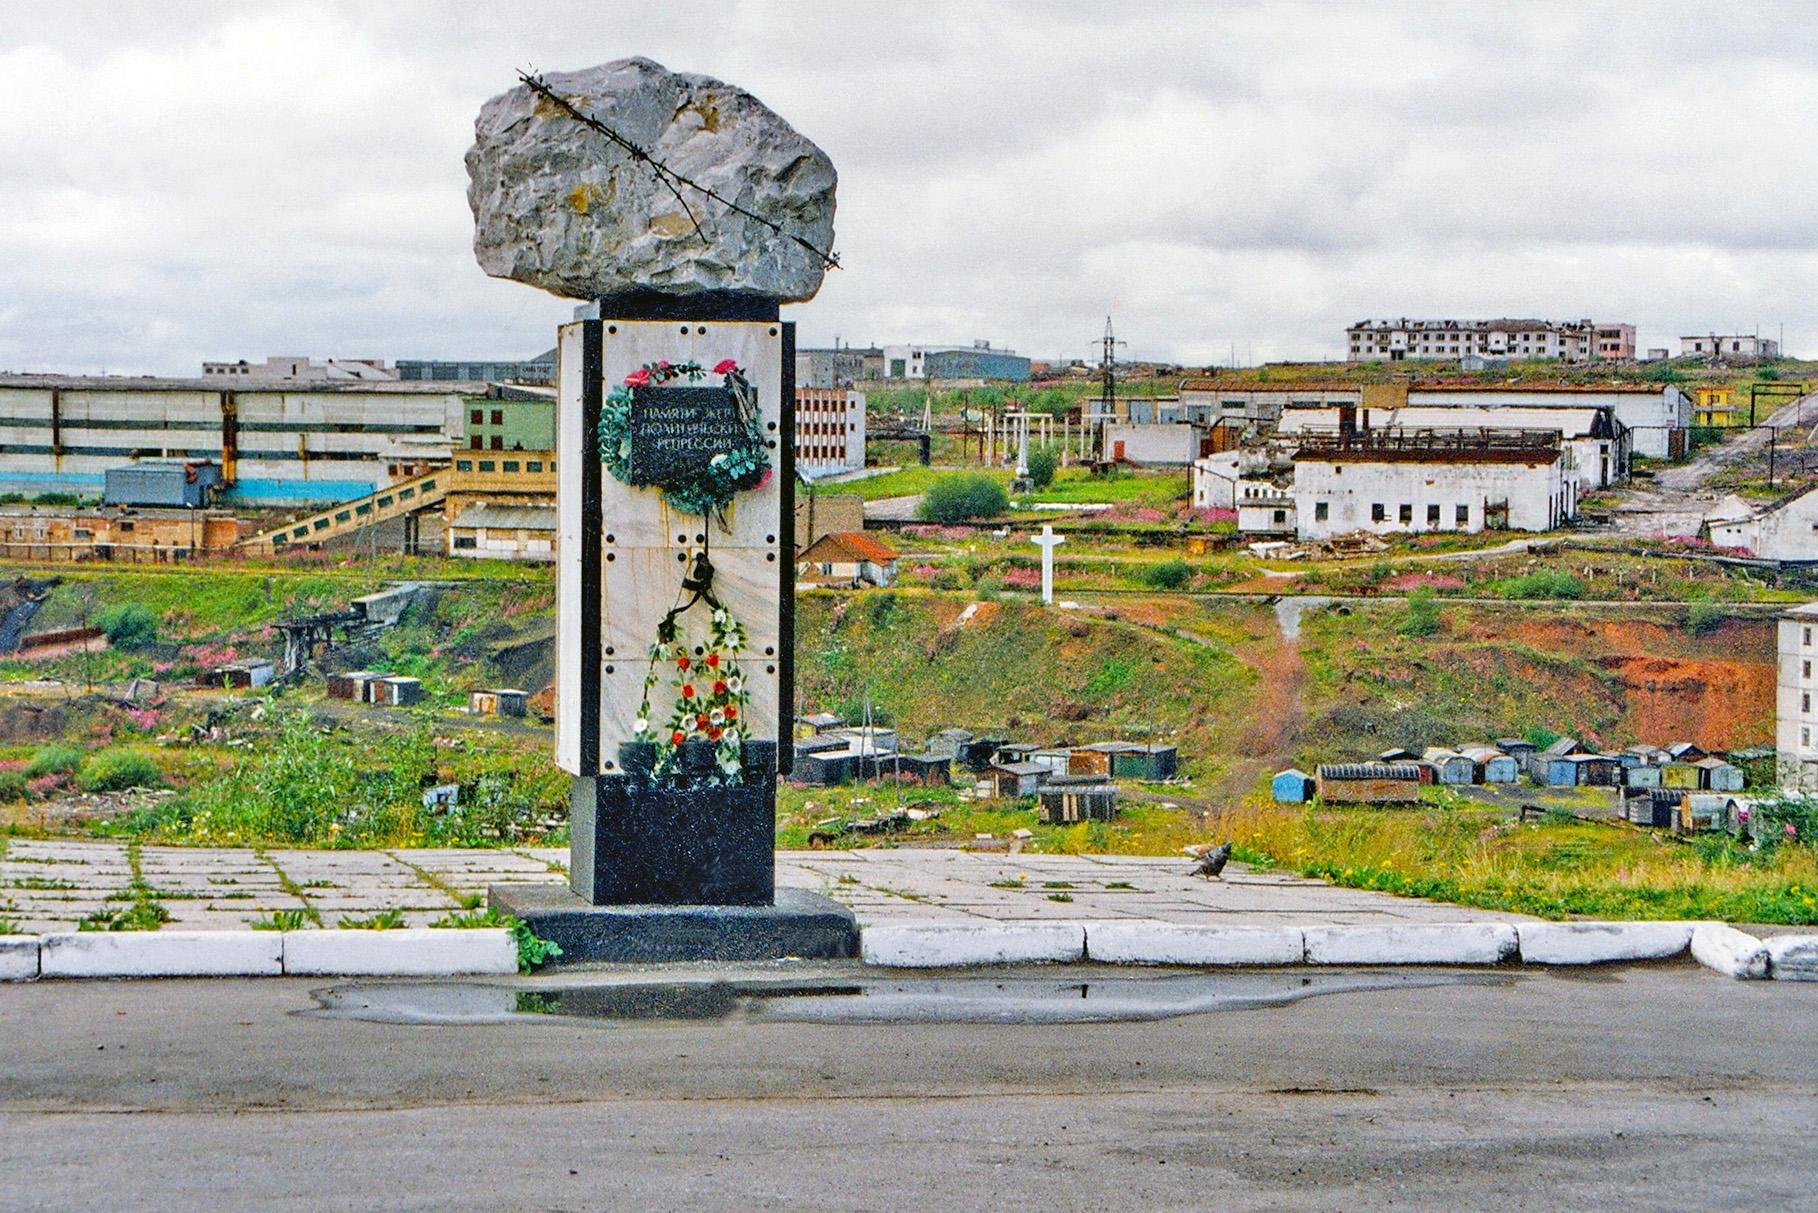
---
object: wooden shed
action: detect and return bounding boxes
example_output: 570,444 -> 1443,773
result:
1069,742 -> 1139,778
1111,744 -> 1178,781
469,688 -> 528,718
990,762 -> 1051,798
327,670 -> 381,700
1272,768 -> 1316,803
925,729 -> 973,759
1038,780 -> 1118,824
1666,742 -> 1708,763
960,737 -> 1009,772
373,676 -> 423,707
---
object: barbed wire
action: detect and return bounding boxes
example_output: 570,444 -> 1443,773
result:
518,71 -> 841,273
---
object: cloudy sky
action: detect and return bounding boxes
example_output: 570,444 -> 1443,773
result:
4,1 -> 1817,375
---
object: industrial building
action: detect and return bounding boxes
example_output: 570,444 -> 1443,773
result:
200,356 -> 397,382
1680,334 -> 1781,360
1176,379 -> 1362,426
394,350 -> 556,383
1346,318 -> 1634,363
794,346 -> 879,388
0,375 -> 554,506
1778,602 -> 1818,792
1290,429 -> 1573,540
1705,485 -> 1818,563
0,505 -> 242,561
1397,383 -> 1690,460
794,388 -> 866,477
880,342 -> 1030,382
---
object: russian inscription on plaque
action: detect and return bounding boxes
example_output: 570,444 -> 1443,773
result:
626,386 -> 753,485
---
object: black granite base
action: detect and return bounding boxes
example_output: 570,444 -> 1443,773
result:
488,884 -> 860,964
569,773 -> 774,906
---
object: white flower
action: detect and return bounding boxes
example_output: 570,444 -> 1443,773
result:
709,709 -> 726,726
713,609 -> 729,625
722,727 -> 741,745
727,677 -> 743,694
634,718 -> 648,733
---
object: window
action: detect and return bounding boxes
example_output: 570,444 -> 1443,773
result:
490,436 -> 504,450
1315,502 -> 1329,522
1273,510 -> 1286,525
470,409 -> 482,425
454,536 -> 477,550
527,460 -> 542,473
1399,504 -> 1413,524
456,460 -> 473,471
1806,693 -> 1812,713
1807,627 -> 1812,646
1456,504 -> 1469,525
491,410 -> 503,425
1427,504 -> 1440,525
1371,503 -> 1385,522
1806,728 -> 1812,747
478,460 -> 495,472
503,460 -> 520,473
470,436 -> 482,450
1806,661 -> 1812,679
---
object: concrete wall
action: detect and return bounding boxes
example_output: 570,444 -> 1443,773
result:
1709,490 -> 1818,563
1105,423 -> 1199,466
1293,455 -> 1569,540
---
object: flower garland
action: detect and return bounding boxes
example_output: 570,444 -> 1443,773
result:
633,606 -> 752,783
597,357 -> 772,519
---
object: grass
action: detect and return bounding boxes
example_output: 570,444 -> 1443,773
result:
1218,799 -> 1818,924
250,909 -> 312,931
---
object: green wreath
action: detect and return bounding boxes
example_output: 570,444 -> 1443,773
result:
597,358 -> 772,518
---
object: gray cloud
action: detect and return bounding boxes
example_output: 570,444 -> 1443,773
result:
1,0 -> 1816,374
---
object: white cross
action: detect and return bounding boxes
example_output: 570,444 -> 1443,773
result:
1031,524 -> 1065,605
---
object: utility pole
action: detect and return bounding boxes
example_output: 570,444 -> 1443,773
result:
1092,316 -> 1126,465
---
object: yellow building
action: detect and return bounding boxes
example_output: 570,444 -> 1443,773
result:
1692,385 -> 1738,427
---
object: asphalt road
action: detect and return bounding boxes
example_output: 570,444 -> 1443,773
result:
2,963 -> 1814,1211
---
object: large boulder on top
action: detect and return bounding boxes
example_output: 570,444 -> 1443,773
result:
465,57 -> 837,303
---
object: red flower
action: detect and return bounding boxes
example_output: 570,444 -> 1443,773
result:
624,368 -> 651,387
725,706 -> 738,720
706,653 -> 720,668
713,680 -> 727,696
708,727 -> 723,741
756,468 -> 773,488
677,656 -> 690,671
681,684 -> 695,699
671,730 -> 686,746
697,713 -> 710,728
658,359 -> 671,369
713,359 -> 738,375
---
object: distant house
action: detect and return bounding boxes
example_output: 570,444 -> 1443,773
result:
796,531 -> 900,589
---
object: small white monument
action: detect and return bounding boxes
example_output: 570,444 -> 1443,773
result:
1032,524 -> 1065,605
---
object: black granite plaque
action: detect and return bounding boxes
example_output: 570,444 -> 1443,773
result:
626,385 -> 749,485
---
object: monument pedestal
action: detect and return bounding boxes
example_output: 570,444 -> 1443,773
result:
489,884 -> 858,964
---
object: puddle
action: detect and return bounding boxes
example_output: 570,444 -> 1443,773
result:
306,968 -> 1510,1027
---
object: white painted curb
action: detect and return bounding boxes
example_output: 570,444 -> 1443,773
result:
0,935 -> 40,982
1516,921 -> 1693,965
281,928 -> 517,976
862,922 -> 1086,967
1304,923 -> 1518,966
1086,922 -> 1305,966
39,930 -> 282,978
1765,934 -> 1818,982
1690,923 -> 1770,980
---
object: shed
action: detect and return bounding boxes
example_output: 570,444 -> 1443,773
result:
1458,746 -> 1517,785
1626,791 -> 1677,828
794,734 -> 848,759
1623,763 -> 1663,789
1315,763 -> 1424,805
469,688 -> 528,717
1068,742 -> 1139,778
1422,748 -> 1476,786
103,460 -> 221,509
990,762 -> 1050,798
1625,744 -> 1667,766
833,726 -> 898,757
1660,762 -> 1703,791
199,659 -> 274,690
1496,738 -> 1537,760
327,670 -> 381,700
1272,768 -> 1316,803
925,728 -> 973,760
1111,744 -> 1178,781
798,712 -> 845,736
995,743 -> 1038,765
1565,754 -> 1622,787
877,752 -> 951,786
960,737 -> 1009,772
1038,781 -> 1118,824
1666,742 -> 1708,763
1538,756 -> 1583,787
793,749 -> 853,787
1682,794 -> 1741,833
1378,747 -> 1418,763
1694,757 -> 1744,792
1029,747 -> 1074,774
374,676 -> 423,706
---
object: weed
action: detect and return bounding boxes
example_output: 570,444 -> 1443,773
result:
24,745 -> 82,779
79,901 -> 171,932
837,874 -> 861,885
1105,881 -> 1137,890
1046,892 -> 1073,902
1041,881 -> 1073,889
457,892 -> 485,909
988,877 -> 1025,888
430,907 -> 508,929
250,910 -> 312,931
78,749 -> 164,793
336,909 -> 406,930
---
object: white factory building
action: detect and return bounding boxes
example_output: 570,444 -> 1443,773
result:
0,375 -> 476,505
793,388 -> 867,478
1777,602 -> 1818,792
1399,384 -> 1690,461
1289,429 -> 1573,540
1705,486 -> 1818,564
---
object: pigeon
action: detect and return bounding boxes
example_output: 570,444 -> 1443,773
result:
1191,841 -> 1233,880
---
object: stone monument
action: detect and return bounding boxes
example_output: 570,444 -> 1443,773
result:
480,58 -> 858,961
